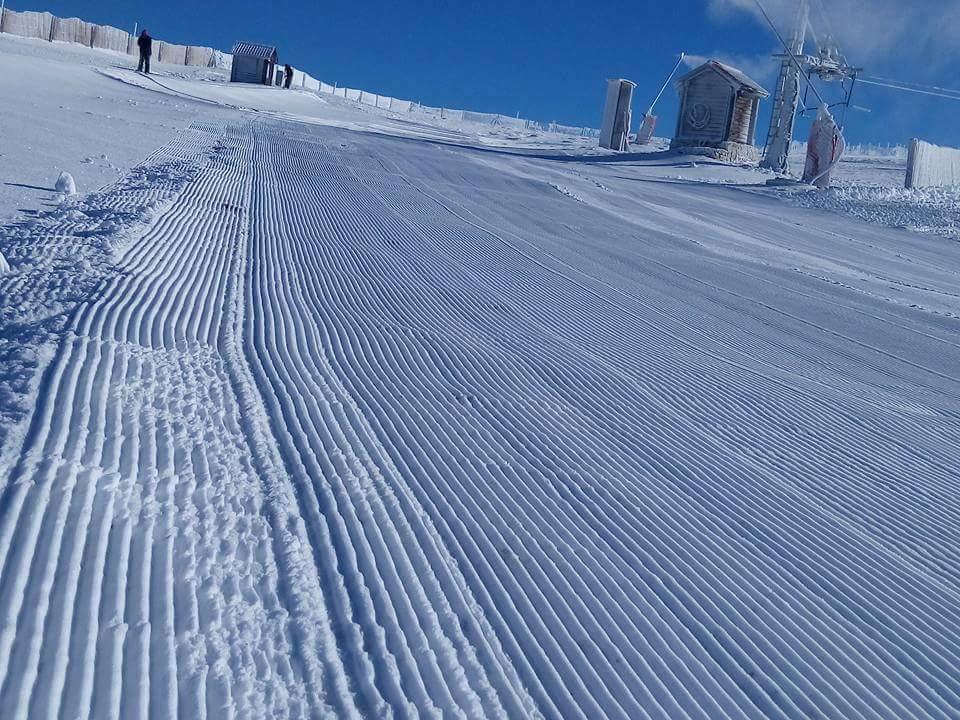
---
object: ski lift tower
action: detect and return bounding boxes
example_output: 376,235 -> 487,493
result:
760,0 -> 809,173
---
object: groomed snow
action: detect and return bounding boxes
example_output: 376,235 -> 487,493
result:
1,34 -> 960,720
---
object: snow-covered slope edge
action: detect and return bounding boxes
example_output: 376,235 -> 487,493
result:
0,118 -> 330,717
0,126 -> 221,464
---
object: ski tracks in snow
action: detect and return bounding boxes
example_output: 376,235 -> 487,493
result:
0,121 -> 319,719
0,115 -> 959,719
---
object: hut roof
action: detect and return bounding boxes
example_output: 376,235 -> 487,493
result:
677,60 -> 769,97
231,42 -> 278,60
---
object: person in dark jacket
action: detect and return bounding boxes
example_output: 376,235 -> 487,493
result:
283,64 -> 294,89
137,30 -> 152,74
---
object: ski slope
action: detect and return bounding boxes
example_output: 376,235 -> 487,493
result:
2,39 -> 960,720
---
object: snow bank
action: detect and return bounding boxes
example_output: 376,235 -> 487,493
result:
906,139 -> 960,189
772,182 -> 960,240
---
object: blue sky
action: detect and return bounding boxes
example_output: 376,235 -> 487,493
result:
16,0 -> 960,146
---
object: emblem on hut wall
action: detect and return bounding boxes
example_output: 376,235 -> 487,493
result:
687,103 -> 711,130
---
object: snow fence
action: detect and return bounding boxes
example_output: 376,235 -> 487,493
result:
91,24 -> 128,53
0,8 -> 225,69
288,69 -> 320,91
906,139 -> 960,189
307,79 -> 597,136
0,9 -> 54,40
185,45 -> 214,67
50,16 -> 94,46
157,41 -> 188,65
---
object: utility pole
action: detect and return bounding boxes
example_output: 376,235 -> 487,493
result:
761,0 -> 809,173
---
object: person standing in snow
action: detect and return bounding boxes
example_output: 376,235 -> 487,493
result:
283,64 -> 294,89
137,30 -> 153,74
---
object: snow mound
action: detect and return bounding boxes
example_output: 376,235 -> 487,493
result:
773,183 -> 960,240
0,251 -> 9,274
55,171 -> 76,196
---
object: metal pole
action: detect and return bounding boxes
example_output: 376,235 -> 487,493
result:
1,0 -> 7,33
647,52 -> 686,115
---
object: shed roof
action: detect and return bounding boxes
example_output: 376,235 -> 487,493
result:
231,42 -> 278,60
677,60 -> 769,97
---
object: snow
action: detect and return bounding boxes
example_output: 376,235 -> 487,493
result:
54,171 -> 76,196
770,182 -> 960,242
2,31 -> 960,720
0,33 -> 233,222
774,150 -> 960,242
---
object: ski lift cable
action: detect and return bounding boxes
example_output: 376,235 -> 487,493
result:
859,78 -> 960,101
752,0 -> 826,105
863,74 -> 960,97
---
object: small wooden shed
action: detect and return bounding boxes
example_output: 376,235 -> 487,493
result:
230,42 -> 278,85
671,60 -> 769,162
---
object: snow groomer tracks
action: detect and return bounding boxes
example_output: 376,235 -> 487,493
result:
1,115 -> 959,719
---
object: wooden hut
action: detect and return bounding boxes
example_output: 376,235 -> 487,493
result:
230,42 -> 278,85
671,60 -> 769,163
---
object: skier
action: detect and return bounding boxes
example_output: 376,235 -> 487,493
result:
283,64 -> 294,89
137,29 -> 152,74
